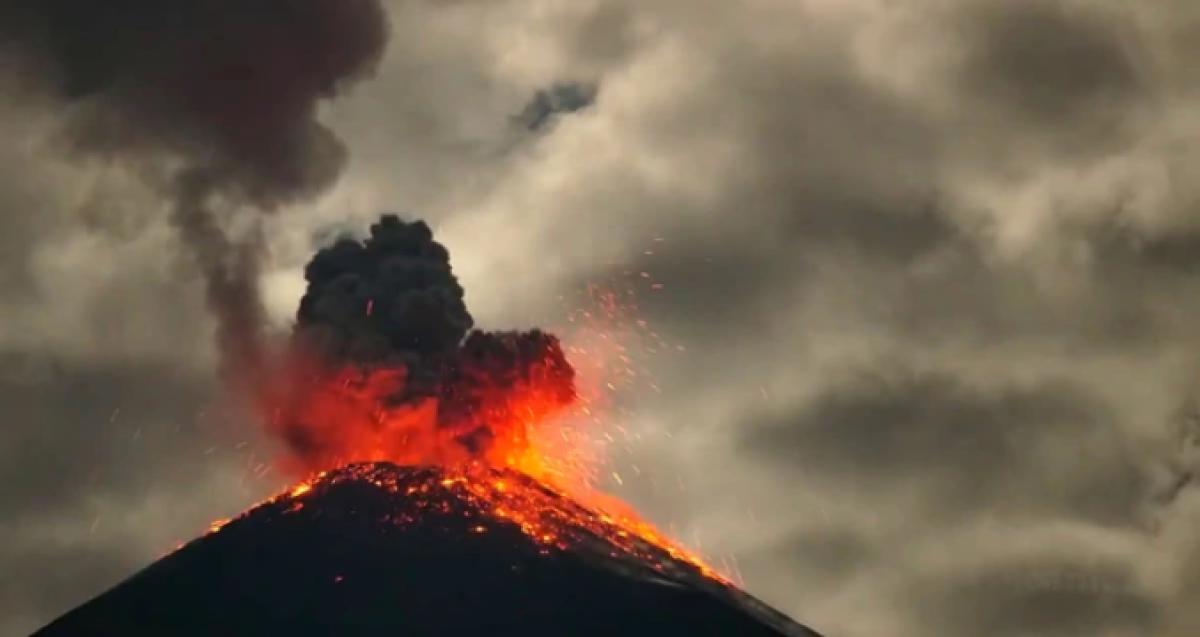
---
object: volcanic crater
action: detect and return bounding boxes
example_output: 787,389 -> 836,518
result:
34,462 -> 822,637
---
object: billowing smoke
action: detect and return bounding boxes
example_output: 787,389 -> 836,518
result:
271,215 -> 576,473
296,215 -> 473,390
0,1 -> 389,379
0,5 -> 575,473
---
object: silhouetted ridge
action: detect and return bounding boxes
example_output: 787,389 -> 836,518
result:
34,463 -> 822,637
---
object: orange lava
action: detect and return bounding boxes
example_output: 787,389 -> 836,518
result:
261,350 -> 574,479
241,282 -> 726,583
215,463 -> 728,585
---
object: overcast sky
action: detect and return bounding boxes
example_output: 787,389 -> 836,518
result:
5,1 -> 1200,635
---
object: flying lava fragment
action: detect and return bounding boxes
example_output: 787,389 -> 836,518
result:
33,463 -> 823,636
33,216 -> 824,636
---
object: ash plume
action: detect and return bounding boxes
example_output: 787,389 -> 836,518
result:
280,215 -> 575,470
0,0 -> 389,380
297,215 -> 473,384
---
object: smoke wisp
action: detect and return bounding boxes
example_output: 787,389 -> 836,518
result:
0,0 -> 390,380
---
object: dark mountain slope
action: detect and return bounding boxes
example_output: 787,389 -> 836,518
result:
34,463 -> 822,637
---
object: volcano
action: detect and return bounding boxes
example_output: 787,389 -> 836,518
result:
34,463 -> 822,636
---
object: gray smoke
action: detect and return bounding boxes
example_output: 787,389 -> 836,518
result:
0,0 -> 390,380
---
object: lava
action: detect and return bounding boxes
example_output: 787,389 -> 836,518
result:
220,463 -> 729,584
241,215 -> 725,583
261,330 -> 575,479
47,462 -> 821,637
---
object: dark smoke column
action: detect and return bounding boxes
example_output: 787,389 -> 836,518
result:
0,0 -> 389,381
275,215 -> 575,472
296,216 -> 474,382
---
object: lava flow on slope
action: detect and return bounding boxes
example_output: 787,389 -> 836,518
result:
35,462 -> 821,636
34,215 -> 825,636
249,214 -> 727,579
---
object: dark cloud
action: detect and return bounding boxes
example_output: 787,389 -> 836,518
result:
743,369 -> 1153,526
743,371 -> 1086,478
0,353 -> 217,519
957,1 -> 1143,124
0,110 -> 72,299
1,0 -> 387,202
518,82 -> 598,131
0,0 -> 389,380
0,189 -> 46,296
926,556 -> 1162,637
0,539 -> 136,637
0,351 -> 269,636
1093,221 -> 1200,274
7,1 -> 1200,635
575,232 -> 799,343
881,243 -> 1177,351
559,2 -> 640,70
740,527 -> 876,590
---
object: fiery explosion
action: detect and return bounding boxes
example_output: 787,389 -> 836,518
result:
8,0 -> 733,602
242,215 -> 725,582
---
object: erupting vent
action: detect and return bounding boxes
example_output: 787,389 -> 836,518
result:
34,463 -> 821,637
33,214 -> 824,636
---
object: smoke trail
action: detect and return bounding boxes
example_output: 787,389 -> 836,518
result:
0,0 -> 389,380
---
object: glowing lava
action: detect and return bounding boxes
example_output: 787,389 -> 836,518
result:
246,288 -> 726,583
261,329 -> 576,480
222,463 -> 728,585
239,215 -> 724,583
247,318 -> 726,582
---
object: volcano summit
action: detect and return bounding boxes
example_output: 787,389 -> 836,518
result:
34,462 -> 822,636
35,216 -> 824,635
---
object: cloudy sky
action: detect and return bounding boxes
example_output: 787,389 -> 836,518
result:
5,1 -> 1200,635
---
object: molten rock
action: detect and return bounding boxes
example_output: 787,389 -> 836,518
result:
266,215 -> 577,475
33,463 -> 822,637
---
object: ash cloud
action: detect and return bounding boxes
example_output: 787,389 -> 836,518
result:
13,1 -> 1200,635
297,215 -> 473,372
955,1 -> 1142,129
924,556 -> 1162,637
0,0 -> 389,379
0,352 -> 265,637
283,214 -> 574,466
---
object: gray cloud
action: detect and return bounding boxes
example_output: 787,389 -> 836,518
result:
0,353 -> 273,636
747,366 -> 1157,525
6,0 -> 1200,635
0,540 -> 135,637
955,1 -> 1143,129
926,554 -> 1162,637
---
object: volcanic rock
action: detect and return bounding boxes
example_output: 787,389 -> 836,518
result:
34,463 -> 823,636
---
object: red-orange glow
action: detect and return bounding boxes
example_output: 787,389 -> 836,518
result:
258,334 -> 575,481
239,281 -> 726,583
250,464 -> 731,584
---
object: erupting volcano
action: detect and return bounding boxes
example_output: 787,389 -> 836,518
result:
264,214 -> 579,479
36,463 -> 819,636
34,216 -> 822,636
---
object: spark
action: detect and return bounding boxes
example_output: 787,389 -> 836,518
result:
234,276 -> 730,583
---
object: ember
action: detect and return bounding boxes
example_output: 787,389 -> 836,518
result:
226,463 -> 729,583
258,215 -> 576,475
40,463 -> 820,637
249,215 -> 725,581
